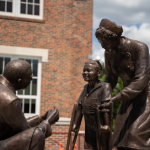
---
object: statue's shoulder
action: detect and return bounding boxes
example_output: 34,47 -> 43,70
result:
101,81 -> 111,88
0,84 -> 18,106
124,36 -> 148,50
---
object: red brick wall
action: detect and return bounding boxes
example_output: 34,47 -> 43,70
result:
45,125 -> 85,150
0,0 -> 93,149
0,0 -> 93,118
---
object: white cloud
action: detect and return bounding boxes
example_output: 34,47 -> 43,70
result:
123,23 -> 150,47
92,41 -> 105,62
92,23 -> 150,62
93,0 -> 150,29
92,0 -> 150,62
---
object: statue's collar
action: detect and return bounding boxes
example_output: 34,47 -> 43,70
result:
85,81 -> 102,96
0,76 -> 16,93
117,36 -> 130,52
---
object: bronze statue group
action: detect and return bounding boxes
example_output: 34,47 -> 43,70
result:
0,19 -> 150,150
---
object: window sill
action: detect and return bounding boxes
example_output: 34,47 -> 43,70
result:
0,15 -> 45,23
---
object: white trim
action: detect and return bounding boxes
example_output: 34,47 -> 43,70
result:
79,131 -> 85,134
0,45 -> 48,62
0,0 -> 44,20
37,58 -> 42,116
55,117 -> 71,125
55,117 -> 85,133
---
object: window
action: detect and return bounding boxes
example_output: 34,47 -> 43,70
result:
0,0 -> 43,20
0,55 -> 41,117
21,0 -> 40,16
0,0 -> 13,13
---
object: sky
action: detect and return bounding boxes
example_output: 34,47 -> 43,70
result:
92,0 -> 150,62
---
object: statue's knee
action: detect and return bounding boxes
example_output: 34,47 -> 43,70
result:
33,128 -> 45,142
30,128 -> 45,149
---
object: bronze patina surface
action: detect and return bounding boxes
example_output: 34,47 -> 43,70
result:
0,60 -> 59,150
67,60 -> 113,150
96,19 -> 150,150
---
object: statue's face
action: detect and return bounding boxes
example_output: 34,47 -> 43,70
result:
98,37 -> 113,50
82,64 -> 98,82
18,68 -> 33,90
97,36 -> 118,52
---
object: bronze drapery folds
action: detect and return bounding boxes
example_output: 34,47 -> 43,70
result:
0,60 -> 59,150
96,18 -> 150,150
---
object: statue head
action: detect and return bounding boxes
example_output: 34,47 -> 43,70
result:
82,60 -> 102,82
3,60 -> 32,90
95,18 -> 123,51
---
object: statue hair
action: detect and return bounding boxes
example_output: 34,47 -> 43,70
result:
85,60 -> 102,72
95,26 -> 123,39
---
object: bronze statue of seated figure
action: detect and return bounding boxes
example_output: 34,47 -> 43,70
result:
0,60 -> 59,150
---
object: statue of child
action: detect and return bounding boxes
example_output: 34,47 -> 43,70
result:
68,60 -> 112,150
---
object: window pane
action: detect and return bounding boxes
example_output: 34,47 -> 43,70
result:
21,0 -> 26,2
25,84 -> 30,95
31,99 -> 36,113
28,0 -> 33,2
28,4 -> 33,15
34,5 -> 39,16
25,59 -> 31,65
24,99 -> 30,113
0,1 -> 5,12
5,58 -> 10,66
32,79 -> 37,95
18,89 -> 23,95
0,57 -> 3,74
7,2 -> 12,12
35,0 -> 40,4
33,60 -> 38,76
21,3 -> 26,14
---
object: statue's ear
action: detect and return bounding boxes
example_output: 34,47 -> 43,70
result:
98,70 -> 102,77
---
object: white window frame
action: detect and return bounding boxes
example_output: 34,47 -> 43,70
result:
0,54 -> 42,117
0,0 -> 44,20
0,45 -> 48,117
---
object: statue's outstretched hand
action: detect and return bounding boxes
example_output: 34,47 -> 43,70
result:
41,111 -> 48,120
46,107 -> 59,125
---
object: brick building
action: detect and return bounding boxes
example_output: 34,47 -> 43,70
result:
0,0 -> 93,149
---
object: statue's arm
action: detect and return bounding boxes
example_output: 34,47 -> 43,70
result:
72,104 -> 83,132
104,51 -> 118,89
112,43 -> 149,103
4,99 -> 56,138
26,115 -> 43,127
3,99 -> 30,134
100,83 -> 112,129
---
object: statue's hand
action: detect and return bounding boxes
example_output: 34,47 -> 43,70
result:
41,111 -> 48,120
46,107 -> 59,125
100,101 -> 111,108
100,125 -> 110,133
